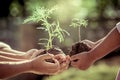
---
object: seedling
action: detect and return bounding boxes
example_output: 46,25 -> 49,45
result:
70,18 -> 88,41
69,18 -> 91,56
24,6 -> 70,50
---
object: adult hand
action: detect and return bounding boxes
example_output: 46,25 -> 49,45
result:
71,52 -> 95,70
0,42 -> 11,49
24,49 -> 45,59
30,51 -> 60,75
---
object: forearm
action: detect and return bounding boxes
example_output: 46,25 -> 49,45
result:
89,27 -> 120,61
0,48 -> 25,54
95,37 -> 106,45
0,60 -> 31,79
0,55 -> 25,62
0,42 -> 25,54
0,51 -> 26,59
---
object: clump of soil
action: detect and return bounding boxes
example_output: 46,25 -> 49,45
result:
47,47 -> 64,55
69,41 -> 91,56
37,47 -> 65,63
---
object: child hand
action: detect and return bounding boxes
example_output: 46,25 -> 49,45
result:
71,52 -> 95,70
82,40 -> 96,48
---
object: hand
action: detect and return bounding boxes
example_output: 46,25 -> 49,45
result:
0,42 -> 11,49
30,51 -> 60,75
71,52 -> 95,70
24,49 -> 44,59
82,40 -> 96,48
54,54 -> 70,73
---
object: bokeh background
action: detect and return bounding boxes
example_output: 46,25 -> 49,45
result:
0,0 -> 120,80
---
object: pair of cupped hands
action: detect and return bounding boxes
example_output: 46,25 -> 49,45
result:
25,40 -> 96,75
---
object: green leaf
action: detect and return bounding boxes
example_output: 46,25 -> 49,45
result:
38,43 -> 46,46
70,18 -> 88,28
62,29 -> 70,36
36,27 -> 46,30
39,38 -> 48,41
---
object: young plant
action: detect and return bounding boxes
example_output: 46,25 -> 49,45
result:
70,18 -> 88,41
69,18 -> 91,56
24,6 -> 70,50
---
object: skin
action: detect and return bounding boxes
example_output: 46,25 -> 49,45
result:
0,52 -> 60,79
0,49 -> 40,62
0,42 -> 40,60
71,27 -> 120,70
82,37 -> 105,48
0,42 -> 70,79
54,54 -> 70,73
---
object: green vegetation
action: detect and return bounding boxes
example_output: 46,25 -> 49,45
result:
24,6 -> 70,50
23,4 -> 88,50
70,18 -> 88,41
43,63 -> 119,80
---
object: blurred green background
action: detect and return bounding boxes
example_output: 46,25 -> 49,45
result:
0,0 -> 120,80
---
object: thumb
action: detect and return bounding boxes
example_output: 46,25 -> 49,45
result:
71,54 -> 79,61
27,49 -> 38,54
32,49 -> 45,57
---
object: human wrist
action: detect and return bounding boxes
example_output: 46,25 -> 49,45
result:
17,60 -> 32,73
88,50 -> 99,62
116,22 -> 120,33
8,60 -> 32,74
28,59 -> 43,74
23,59 -> 36,73
20,54 -> 29,59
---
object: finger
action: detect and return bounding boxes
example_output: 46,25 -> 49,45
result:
60,61 -> 69,71
34,49 -> 45,54
27,49 -> 38,53
83,39 -> 94,44
71,54 -> 80,61
44,58 -> 60,70
33,49 -> 45,57
0,42 -> 11,49
71,61 -> 78,67
54,54 -> 66,64
66,55 -> 71,61
59,56 -> 70,71
54,54 -> 65,60
26,49 -> 39,58
30,49 -> 44,58
39,53 -> 54,60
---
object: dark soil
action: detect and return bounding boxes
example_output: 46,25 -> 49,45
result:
37,47 -> 64,63
69,41 -> 92,56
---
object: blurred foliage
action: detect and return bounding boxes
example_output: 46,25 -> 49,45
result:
70,18 -> 88,41
43,63 -> 119,80
9,0 -> 22,17
70,18 -> 88,28
24,0 -> 120,21
24,6 -> 70,50
25,0 -> 97,22
24,0 -> 120,38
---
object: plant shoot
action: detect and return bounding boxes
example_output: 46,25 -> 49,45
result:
24,6 -> 70,50
70,18 -> 88,41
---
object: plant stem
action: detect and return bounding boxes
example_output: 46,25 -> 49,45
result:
47,25 -> 52,50
43,18 -> 53,50
79,27 -> 81,41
